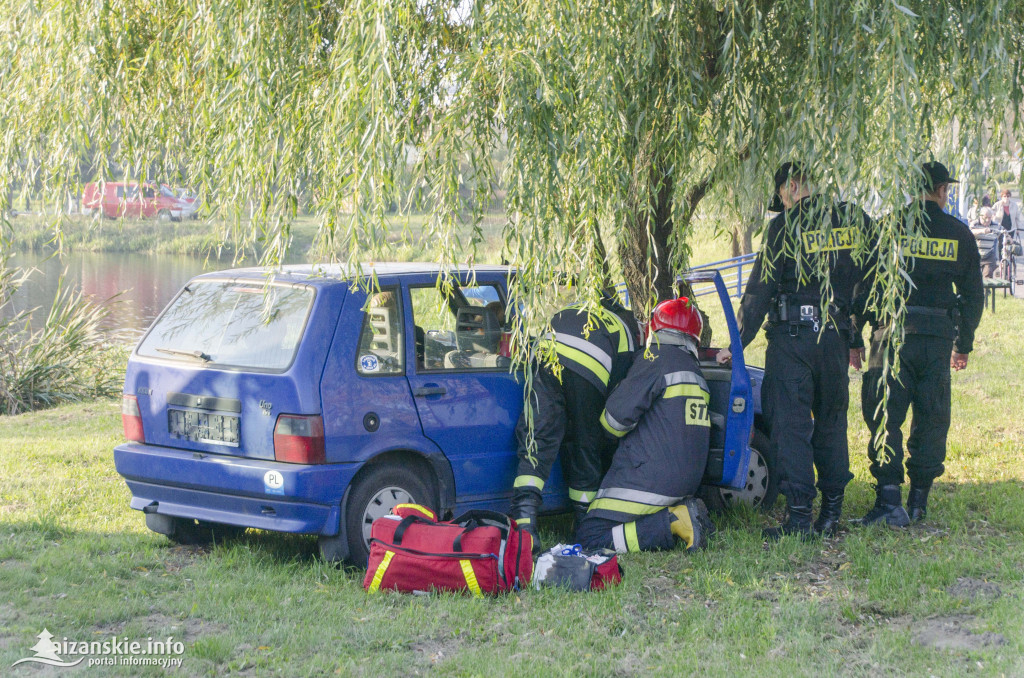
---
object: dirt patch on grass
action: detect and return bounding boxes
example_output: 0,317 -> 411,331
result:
94,613 -> 228,641
906,615 -> 1006,651
946,577 -> 1002,602
409,637 -> 463,666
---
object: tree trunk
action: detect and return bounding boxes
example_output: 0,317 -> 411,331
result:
618,167 -> 676,321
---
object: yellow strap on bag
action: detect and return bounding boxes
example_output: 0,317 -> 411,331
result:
459,559 -> 483,597
367,550 -> 395,593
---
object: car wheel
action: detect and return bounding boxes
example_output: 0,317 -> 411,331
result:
157,209 -> 173,222
700,428 -> 779,512
344,463 -> 435,569
147,514 -> 245,545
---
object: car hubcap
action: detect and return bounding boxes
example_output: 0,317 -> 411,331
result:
361,486 -> 413,545
718,447 -> 769,508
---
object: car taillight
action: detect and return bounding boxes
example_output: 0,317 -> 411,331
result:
121,395 -> 145,442
273,415 -> 325,464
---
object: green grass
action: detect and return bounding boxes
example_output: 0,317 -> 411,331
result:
2,304 -> 1022,676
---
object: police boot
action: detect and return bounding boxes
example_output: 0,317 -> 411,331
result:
851,485 -> 910,528
907,484 -> 931,523
762,503 -> 814,541
669,498 -> 713,552
509,488 -> 543,555
813,491 -> 844,537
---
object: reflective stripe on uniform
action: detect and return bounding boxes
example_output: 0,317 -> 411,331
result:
600,410 -> 632,438
663,370 -> 708,391
602,309 -> 634,353
664,383 -> 710,402
367,550 -> 395,593
515,517 -> 531,525
589,497 -> 669,516
554,344 -> 610,387
568,488 -> 595,503
460,559 -> 483,597
611,524 -> 628,553
554,332 -> 614,373
595,487 -> 679,506
513,475 -> 545,491
624,522 -> 641,552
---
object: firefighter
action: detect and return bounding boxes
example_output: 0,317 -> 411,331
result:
718,162 -> 871,538
509,290 -> 640,550
575,298 -> 714,554
852,161 -> 984,526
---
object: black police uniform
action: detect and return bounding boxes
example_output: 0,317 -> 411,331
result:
509,296 -> 639,538
576,331 -> 711,552
855,199 -> 984,520
737,194 -> 870,533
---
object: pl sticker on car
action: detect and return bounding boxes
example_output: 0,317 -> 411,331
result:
360,354 -> 380,372
263,470 -> 285,495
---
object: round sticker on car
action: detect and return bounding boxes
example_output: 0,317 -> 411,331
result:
264,470 -> 285,495
360,354 -> 380,372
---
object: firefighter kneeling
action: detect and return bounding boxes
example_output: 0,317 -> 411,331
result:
576,298 -> 714,553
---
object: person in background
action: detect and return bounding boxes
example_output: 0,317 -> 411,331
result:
576,297 -> 714,554
994,189 -> 1021,240
966,198 -> 981,227
971,207 -> 1000,279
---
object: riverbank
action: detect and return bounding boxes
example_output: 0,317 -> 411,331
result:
1,298 -> 1022,675
7,213 -> 508,263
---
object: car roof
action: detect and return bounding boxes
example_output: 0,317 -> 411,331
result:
189,262 -> 513,286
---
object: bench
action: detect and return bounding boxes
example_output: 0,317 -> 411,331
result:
983,278 -> 1011,313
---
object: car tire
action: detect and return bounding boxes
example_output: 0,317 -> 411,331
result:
148,514 -> 244,545
700,428 -> 779,513
157,209 -> 173,222
343,463 -> 436,569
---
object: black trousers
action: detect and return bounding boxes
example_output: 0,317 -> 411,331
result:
763,324 -> 853,506
576,510 -> 676,553
862,333 -> 952,487
513,367 -> 611,503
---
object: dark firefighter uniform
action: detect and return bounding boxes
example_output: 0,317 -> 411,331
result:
510,296 -> 640,537
855,196 -> 984,522
737,192 -> 871,535
576,332 -> 712,553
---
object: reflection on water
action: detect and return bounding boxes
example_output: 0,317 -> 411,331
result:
6,252 -> 230,340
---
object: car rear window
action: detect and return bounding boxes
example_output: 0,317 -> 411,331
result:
137,281 -> 314,371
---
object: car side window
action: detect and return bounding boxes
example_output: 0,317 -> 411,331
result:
356,288 -> 404,375
410,284 -> 510,371
116,185 -> 125,199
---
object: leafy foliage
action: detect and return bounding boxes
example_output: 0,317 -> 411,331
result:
0,254 -> 124,415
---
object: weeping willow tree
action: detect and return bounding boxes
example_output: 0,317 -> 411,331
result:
1,0 -> 1022,325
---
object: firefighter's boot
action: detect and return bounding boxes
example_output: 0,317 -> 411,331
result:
571,501 -> 590,533
763,503 -> 814,541
852,485 -> 910,528
813,491 -> 844,537
509,488 -> 543,555
669,498 -> 713,552
907,484 -> 931,523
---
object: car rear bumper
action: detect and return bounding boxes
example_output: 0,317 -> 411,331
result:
114,443 -> 360,535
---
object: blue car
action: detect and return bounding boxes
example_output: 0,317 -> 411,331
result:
114,264 -> 776,566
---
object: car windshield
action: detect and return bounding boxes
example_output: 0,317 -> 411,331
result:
160,185 -> 176,198
137,281 -> 315,370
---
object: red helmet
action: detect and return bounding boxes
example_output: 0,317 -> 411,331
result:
648,297 -> 702,342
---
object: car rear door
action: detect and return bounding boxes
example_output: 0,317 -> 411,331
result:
402,272 -> 524,513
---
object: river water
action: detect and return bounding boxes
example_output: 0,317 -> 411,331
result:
6,251 -> 234,340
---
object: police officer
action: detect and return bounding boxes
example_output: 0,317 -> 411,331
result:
720,162 -> 871,538
576,298 -> 714,553
509,291 -> 640,549
852,162 -> 984,526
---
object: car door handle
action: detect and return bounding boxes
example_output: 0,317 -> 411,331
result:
413,386 -> 447,397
